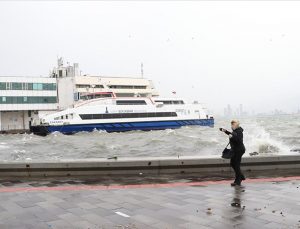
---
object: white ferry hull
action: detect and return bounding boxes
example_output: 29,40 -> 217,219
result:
30,96 -> 214,135
30,118 -> 214,136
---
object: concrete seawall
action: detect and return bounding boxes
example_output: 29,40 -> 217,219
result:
0,154 -> 299,177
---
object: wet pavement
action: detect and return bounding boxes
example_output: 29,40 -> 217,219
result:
0,175 -> 299,229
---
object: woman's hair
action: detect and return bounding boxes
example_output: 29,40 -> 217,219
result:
231,120 -> 240,126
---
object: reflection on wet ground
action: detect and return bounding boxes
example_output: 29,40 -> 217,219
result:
0,172 -> 299,228
0,168 -> 299,188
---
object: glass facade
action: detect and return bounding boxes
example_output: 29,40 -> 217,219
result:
116,100 -> 147,105
0,96 -> 57,104
76,84 -> 104,88
108,85 -> 147,89
0,82 -> 56,91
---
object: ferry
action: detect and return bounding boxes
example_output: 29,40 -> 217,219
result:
30,92 -> 214,136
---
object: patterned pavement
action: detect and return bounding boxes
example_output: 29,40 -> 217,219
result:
0,175 -> 299,229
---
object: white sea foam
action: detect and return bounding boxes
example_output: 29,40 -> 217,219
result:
245,121 -> 290,155
0,115 -> 298,160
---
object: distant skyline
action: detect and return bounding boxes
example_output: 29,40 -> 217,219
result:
0,1 -> 300,115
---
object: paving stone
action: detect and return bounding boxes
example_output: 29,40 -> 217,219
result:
0,177 -> 298,228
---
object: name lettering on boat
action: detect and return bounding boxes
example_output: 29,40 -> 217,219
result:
49,120 -> 64,124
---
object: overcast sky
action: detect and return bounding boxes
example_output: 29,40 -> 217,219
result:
0,1 -> 299,115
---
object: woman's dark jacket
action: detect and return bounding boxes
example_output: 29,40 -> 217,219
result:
224,127 -> 245,154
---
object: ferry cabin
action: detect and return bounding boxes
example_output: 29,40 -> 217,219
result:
31,96 -> 214,135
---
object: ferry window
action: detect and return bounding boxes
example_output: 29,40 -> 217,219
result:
79,112 -> 177,120
139,113 -> 148,118
133,86 -> 147,89
92,114 -> 101,119
155,100 -> 184,105
116,100 -> 147,105
155,100 -> 172,104
94,85 -> 104,88
80,114 -> 92,119
2,97 -> 6,102
173,101 -> 184,104
156,112 -> 167,117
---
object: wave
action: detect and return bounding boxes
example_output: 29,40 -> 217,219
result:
244,121 -> 291,155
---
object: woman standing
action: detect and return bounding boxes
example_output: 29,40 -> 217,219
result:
220,120 -> 246,186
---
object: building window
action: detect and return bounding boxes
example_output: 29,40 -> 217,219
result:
108,85 -> 147,89
42,84 -> 49,90
33,83 -> 43,90
116,100 -> 147,105
12,82 -> 22,90
28,83 -> 33,90
0,82 -> 56,91
77,84 -> 91,88
22,82 -> 28,90
12,97 -> 18,103
0,96 -> 57,104
0,83 -> 6,90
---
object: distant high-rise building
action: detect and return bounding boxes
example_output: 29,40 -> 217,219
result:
227,104 -> 232,116
224,104 -> 232,117
239,104 -> 243,116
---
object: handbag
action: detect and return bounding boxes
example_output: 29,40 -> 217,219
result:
222,142 -> 234,159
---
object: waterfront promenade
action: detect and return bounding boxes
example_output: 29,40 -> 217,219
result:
0,174 -> 299,229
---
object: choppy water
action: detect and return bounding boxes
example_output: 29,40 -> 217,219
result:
0,115 -> 299,161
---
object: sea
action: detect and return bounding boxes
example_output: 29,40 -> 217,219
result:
0,114 -> 299,161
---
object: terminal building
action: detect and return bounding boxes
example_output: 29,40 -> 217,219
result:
0,77 -> 58,132
51,58 -> 158,109
0,58 -> 159,132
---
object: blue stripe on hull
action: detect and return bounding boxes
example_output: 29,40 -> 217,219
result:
45,119 -> 214,134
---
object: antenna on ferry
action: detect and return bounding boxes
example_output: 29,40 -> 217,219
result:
141,62 -> 144,78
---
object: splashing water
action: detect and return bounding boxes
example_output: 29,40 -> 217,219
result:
0,114 -> 298,161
